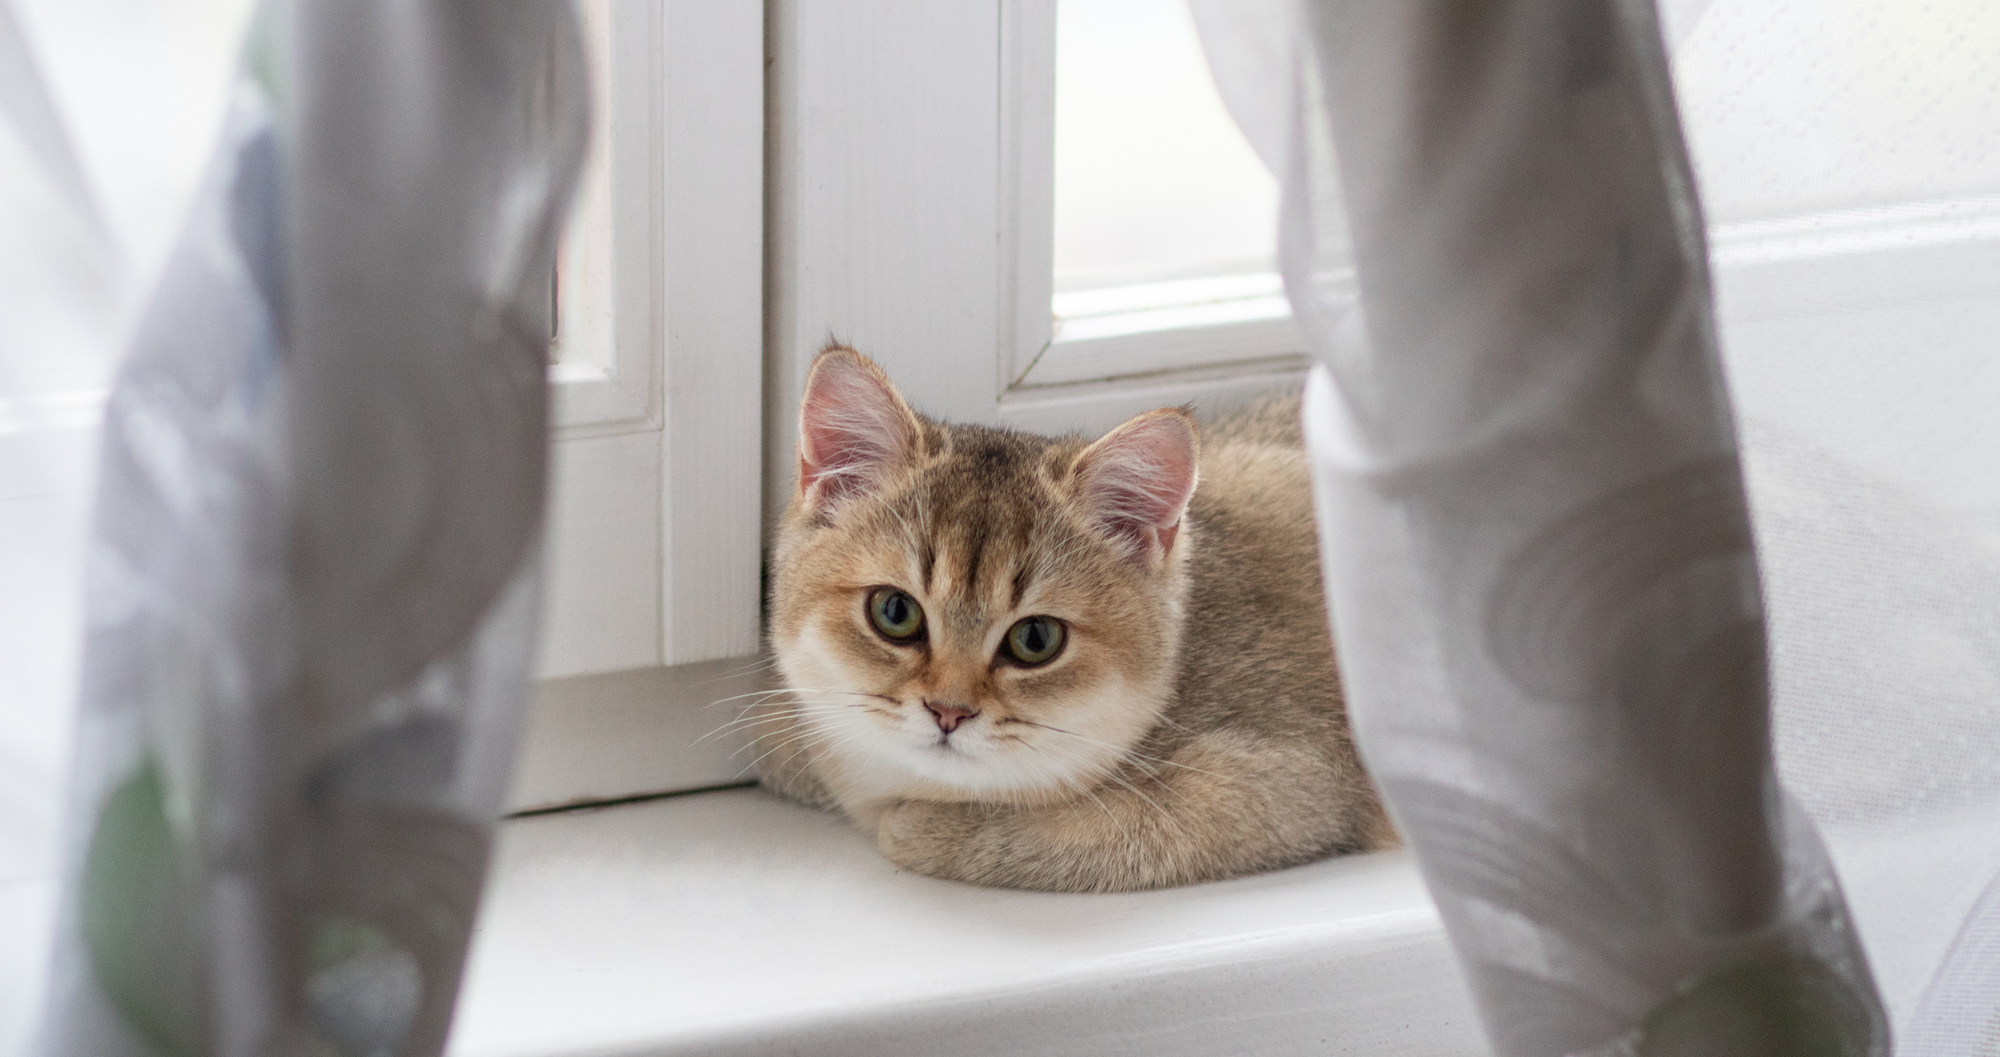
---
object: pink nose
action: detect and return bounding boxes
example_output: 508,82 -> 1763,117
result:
924,702 -> 977,733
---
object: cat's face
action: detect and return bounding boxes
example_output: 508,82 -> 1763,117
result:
768,347 -> 1198,803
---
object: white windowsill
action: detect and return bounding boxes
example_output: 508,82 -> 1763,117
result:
1020,273 -> 1308,390
447,786 -> 1488,1057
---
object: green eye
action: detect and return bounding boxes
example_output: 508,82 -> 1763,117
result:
868,587 -> 925,642
1004,616 -> 1066,666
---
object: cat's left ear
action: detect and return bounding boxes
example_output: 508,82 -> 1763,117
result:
797,344 -> 923,514
1070,408 -> 1199,565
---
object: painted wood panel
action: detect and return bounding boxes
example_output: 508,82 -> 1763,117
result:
539,429 -> 663,678
765,0 -> 1009,523
660,0 -> 765,664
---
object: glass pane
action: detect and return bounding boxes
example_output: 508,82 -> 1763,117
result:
1053,0 -> 1276,292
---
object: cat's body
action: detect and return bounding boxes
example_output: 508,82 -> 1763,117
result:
753,347 -> 1394,893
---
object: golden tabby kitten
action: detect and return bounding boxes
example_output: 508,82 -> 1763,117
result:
752,345 -> 1395,892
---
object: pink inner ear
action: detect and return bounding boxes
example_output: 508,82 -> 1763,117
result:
1075,411 -> 1198,563
799,354 -> 916,512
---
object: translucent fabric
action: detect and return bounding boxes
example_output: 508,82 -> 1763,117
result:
29,1 -> 588,1054
1195,1 -> 1908,1053
2,2 -> 258,1044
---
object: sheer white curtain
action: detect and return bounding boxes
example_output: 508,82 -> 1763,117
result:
1195,0 -> 2000,1053
7,2 -> 589,1054
0,0 -> 196,1046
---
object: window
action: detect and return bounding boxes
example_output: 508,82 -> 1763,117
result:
764,0 -> 1310,534
544,0 -> 650,431
1029,0 -> 1302,392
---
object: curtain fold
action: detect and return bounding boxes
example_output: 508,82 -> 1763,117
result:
1193,1 -> 1893,1053
32,2 -> 588,1054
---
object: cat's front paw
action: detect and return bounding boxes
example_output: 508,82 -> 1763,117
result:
875,798 -> 1117,892
876,799 -> 991,883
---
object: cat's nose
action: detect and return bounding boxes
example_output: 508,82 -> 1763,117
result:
924,701 -> 978,733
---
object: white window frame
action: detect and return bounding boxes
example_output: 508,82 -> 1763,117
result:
512,0 -> 765,811
546,0 -> 657,434
1003,0 -> 1311,398
545,0 -> 1329,816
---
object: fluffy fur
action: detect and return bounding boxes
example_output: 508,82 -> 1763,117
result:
751,345 -> 1395,892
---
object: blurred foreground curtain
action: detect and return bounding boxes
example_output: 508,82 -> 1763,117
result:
1189,0 -> 2000,1053
23,2 -> 588,1055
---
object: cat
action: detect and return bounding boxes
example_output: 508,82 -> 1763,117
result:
749,344 -> 1395,892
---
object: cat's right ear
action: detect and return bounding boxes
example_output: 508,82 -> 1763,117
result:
1070,407 -> 1199,566
797,345 -> 922,514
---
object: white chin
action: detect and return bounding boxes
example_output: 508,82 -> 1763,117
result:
897,736 -> 1010,785
880,731 -> 1086,800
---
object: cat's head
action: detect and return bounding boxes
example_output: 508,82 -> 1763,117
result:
769,345 -> 1199,802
